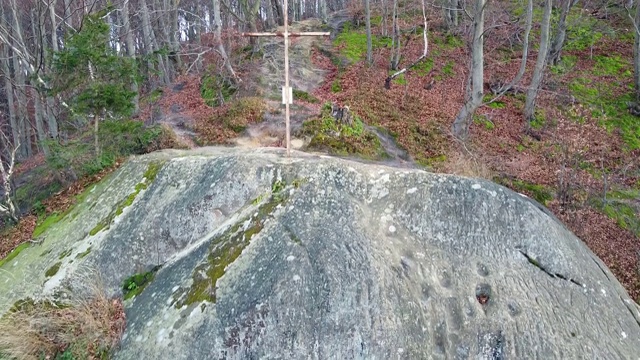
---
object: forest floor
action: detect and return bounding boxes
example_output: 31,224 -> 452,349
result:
2,6 -> 639,302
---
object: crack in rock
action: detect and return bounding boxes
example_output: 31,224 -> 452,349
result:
519,250 -> 584,287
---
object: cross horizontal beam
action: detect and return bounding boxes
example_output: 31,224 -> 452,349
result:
241,32 -> 331,37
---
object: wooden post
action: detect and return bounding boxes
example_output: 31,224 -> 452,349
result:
284,0 -> 290,156
242,6 -> 330,157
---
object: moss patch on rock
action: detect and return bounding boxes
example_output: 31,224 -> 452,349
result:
45,262 -> 62,277
172,178 -> 299,308
0,243 -> 30,268
32,213 -> 63,238
75,247 -> 91,259
299,103 -> 389,160
122,266 -> 162,300
90,161 -> 165,236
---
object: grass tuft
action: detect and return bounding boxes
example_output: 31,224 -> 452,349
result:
0,275 -> 126,360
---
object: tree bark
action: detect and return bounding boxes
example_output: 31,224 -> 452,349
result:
1,45 -> 20,158
485,0 -> 532,101
213,0 -> 239,81
451,0 -> 485,140
548,0 -> 578,66
122,0 -> 140,115
633,0 -> 640,102
524,0 -> 552,123
273,0 -> 284,25
443,0 -> 459,31
365,0 -> 372,65
390,0 -> 401,70
33,88 -> 50,156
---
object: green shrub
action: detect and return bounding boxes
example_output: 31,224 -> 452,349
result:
46,119 -> 166,181
201,73 -> 237,107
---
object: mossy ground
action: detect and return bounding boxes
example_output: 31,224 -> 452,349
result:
299,103 -> 389,160
333,23 -> 392,63
494,175 -> 554,205
201,73 -> 238,107
195,97 -> 266,144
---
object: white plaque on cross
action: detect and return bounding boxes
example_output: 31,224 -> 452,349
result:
242,4 -> 330,157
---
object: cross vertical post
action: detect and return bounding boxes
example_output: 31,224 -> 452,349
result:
284,0 -> 290,156
242,9 -> 330,157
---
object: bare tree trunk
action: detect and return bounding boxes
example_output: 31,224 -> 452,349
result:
273,0 -> 284,25
213,0 -> 240,81
381,0 -> 388,36
12,50 -> 31,158
30,9 -> 49,156
443,0 -> 457,31
0,130 -> 19,223
265,0 -> 276,28
169,0 -> 182,71
451,0 -> 485,140
632,0 -> 640,102
49,0 -> 59,52
548,0 -> 578,66
122,0 -> 140,115
1,46 -> 20,157
365,0 -> 372,65
33,88 -> 50,156
485,0 -> 532,101
390,0 -> 401,69
524,0 -> 552,124
46,0 -> 60,139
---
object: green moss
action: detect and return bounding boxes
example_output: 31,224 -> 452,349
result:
58,248 -> 73,260
32,212 -> 62,238
299,103 -> 388,160
549,55 -> 578,75
143,88 -> 163,105
565,22 -> 603,51
414,58 -> 434,77
495,176 -> 554,205
530,110 -> 546,129
442,60 -> 455,77
122,265 -> 161,300
174,179 -> 294,308
334,28 -> 392,63
91,161 -> 165,235
391,72 -> 407,85
143,161 -> 164,182
293,89 -> 319,103
331,79 -> 342,93
569,76 -> 640,151
0,243 -> 30,268
45,262 -> 62,277
89,220 -> 107,236
474,114 -> 495,130
483,95 -> 505,110
201,73 -> 237,107
593,55 -> 629,77
40,248 -> 53,257
75,247 -> 91,259
591,191 -> 640,236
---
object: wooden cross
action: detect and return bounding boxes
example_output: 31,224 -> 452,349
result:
242,4 -> 329,157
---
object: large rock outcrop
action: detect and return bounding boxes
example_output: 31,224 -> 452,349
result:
2,147 -> 640,359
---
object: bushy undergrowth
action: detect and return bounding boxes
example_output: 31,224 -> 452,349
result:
46,119 -> 173,182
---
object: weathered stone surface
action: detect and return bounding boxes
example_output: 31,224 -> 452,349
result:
2,146 -> 640,359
